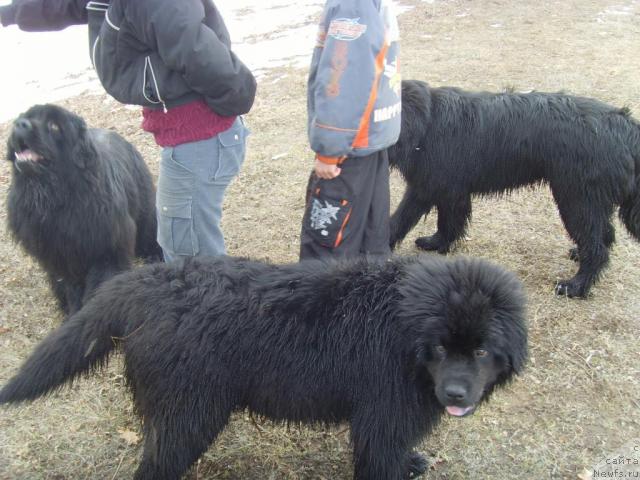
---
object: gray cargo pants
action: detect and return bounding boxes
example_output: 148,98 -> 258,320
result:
156,117 -> 249,262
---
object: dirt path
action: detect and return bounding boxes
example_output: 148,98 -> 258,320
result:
0,1 -> 638,478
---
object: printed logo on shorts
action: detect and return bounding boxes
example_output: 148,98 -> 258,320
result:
328,18 -> 367,41
310,198 -> 341,236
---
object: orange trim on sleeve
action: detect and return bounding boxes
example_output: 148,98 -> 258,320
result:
352,38 -> 389,149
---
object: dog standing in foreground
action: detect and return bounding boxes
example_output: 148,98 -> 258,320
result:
5,104 -> 161,315
388,80 -> 640,298
0,255 -> 527,480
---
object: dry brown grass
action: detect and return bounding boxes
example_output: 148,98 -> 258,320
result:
1,1 -> 639,479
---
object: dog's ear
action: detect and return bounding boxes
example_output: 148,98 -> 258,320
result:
498,289 -> 528,377
412,342 -> 428,367
68,115 -> 95,169
71,138 -> 95,169
482,262 -> 528,382
506,325 -> 528,375
493,309 -> 528,384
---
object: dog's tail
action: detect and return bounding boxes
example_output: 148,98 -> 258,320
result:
619,127 -> 640,241
0,276 -> 135,404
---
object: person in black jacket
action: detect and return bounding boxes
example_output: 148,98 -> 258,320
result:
1,0 -> 257,261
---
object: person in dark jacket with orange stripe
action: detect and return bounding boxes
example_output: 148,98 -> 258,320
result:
300,0 -> 401,260
1,0 -> 257,262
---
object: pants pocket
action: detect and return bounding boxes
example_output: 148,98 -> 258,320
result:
158,146 -> 196,197
157,198 -> 199,257
211,118 -> 249,183
303,183 -> 352,248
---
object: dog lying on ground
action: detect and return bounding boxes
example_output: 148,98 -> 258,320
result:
5,104 -> 161,315
388,80 -> 640,298
0,254 -> 527,480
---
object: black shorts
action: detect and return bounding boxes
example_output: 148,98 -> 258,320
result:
300,150 -> 391,260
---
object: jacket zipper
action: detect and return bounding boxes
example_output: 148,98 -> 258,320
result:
91,35 -> 100,69
104,9 -> 120,31
86,1 -> 109,69
144,56 -> 168,113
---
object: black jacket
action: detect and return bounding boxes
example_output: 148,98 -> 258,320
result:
0,0 -> 88,31
1,0 -> 256,116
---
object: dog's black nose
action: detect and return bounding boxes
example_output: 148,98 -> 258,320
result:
14,118 -> 32,132
444,384 -> 467,402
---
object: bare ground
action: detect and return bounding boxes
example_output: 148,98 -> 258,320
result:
0,1 -> 639,479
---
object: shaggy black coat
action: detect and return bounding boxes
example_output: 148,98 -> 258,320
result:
388,80 -> 640,298
0,255 -> 527,480
5,104 -> 161,314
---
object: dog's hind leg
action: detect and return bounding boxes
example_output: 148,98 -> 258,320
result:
415,194 -> 472,254
568,224 -> 614,262
553,193 -> 614,297
390,187 -> 434,249
134,396 -> 233,480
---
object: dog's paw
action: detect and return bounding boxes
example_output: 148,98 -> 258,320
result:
405,451 -> 429,479
568,247 -> 580,262
554,279 -> 588,298
415,233 -> 448,253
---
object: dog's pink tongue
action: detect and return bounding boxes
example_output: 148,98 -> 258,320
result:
445,406 -> 473,417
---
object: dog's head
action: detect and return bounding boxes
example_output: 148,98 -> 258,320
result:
398,257 -> 527,418
6,104 -> 92,176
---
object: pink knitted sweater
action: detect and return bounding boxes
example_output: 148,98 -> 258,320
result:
142,100 -> 236,147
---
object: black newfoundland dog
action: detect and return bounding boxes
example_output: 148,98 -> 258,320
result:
389,80 -> 640,298
0,255 -> 527,480
5,104 -> 161,314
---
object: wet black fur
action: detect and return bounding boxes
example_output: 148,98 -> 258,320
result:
5,104 -> 161,314
0,255 -> 527,480
388,80 -> 640,298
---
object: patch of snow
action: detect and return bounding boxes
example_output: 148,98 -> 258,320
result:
0,0 -> 415,122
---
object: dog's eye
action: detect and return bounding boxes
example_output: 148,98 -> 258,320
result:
474,349 -> 488,358
434,345 -> 446,355
48,122 -> 60,133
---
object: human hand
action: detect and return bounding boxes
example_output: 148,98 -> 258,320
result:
314,155 -> 344,179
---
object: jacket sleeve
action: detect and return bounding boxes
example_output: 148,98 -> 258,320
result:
138,0 -> 256,116
0,0 -> 88,31
308,0 -> 386,158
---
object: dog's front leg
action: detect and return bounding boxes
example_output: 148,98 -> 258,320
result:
352,443 -> 408,480
63,280 -> 85,317
351,445 -> 428,479
390,187 -> 434,249
81,259 -> 132,307
351,413 -> 419,480
405,451 -> 429,478
46,272 -> 70,314
415,194 -> 472,254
